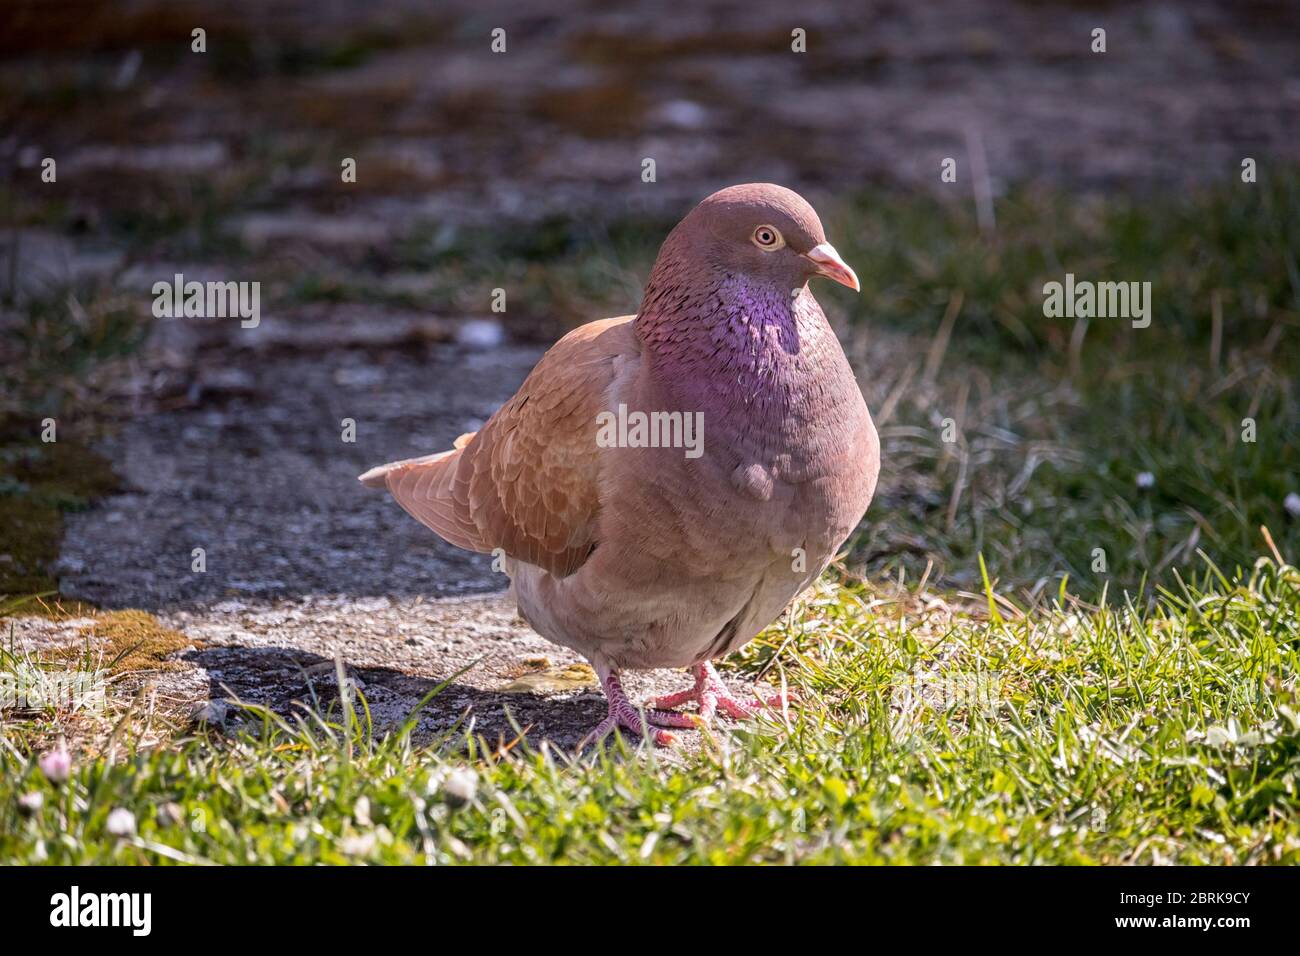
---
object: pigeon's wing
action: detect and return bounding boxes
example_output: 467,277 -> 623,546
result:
359,316 -> 638,577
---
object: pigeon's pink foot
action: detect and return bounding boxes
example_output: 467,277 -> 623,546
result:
653,661 -> 791,724
578,665 -> 697,749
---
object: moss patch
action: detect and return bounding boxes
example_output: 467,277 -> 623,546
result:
0,496 -> 60,595
65,610 -> 197,674
0,427 -> 120,597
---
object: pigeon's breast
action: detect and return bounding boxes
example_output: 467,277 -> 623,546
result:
635,295 -> 878,557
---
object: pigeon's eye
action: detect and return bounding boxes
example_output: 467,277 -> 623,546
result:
752,225 -> 784,250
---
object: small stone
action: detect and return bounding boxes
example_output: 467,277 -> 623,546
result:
651,100 -> 709,130
455,319 -> 505,350
192,699 -> 229,725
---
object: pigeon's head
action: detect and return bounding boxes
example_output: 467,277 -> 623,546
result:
660,183 -> 860,295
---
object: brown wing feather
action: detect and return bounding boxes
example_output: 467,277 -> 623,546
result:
362,316 -> 638,577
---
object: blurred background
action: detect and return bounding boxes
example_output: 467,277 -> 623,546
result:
2,0 -> 1298,609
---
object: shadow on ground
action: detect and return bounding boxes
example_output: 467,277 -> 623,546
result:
187,643 -> 631,752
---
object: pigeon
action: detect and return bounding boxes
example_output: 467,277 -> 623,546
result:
360,183 -> 879,746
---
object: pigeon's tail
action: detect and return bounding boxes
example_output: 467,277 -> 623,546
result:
358,433 -> 475,488
357,432 -> 490,553
357,452 -> 446,488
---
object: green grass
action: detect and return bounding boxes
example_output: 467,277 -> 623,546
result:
2,558 -> 1296,864
832,178 -> 1300,598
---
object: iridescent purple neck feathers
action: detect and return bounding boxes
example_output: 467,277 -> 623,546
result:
635,268 -> 837,425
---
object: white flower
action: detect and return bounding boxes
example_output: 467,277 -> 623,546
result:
441,768 -> 478,808
1135,471 -> 1155,490
339,832 -> 376,857
353,795 -> 372,826
38,745 -> 72,784
17,792 -> 44,815
106,807 -> 136,837
1284,492 -> 1300,518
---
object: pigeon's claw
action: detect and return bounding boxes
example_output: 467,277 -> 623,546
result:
577,710 -> 681,750
651,686 -> 700,711
579,665 -> 694,750
653,661 -> 791,725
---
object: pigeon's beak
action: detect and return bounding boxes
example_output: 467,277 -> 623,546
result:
804,242 -> 860,293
